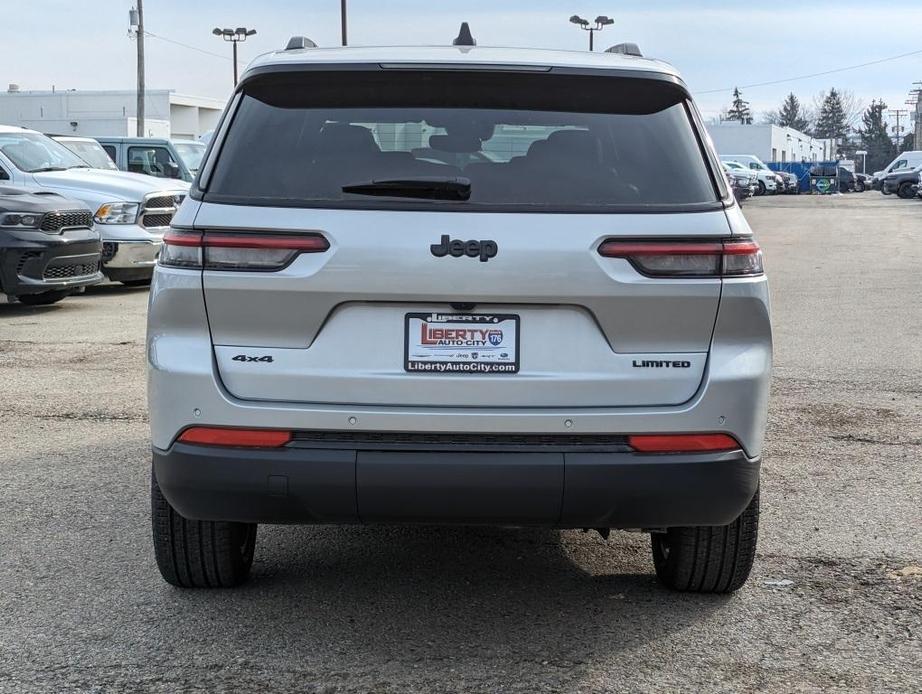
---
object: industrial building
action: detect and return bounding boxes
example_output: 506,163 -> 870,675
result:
706,122 -> 835,163
0,86 -> 225,140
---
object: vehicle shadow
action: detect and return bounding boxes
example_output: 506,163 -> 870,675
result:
0,283 -> 148,316
156,523 -> 730,675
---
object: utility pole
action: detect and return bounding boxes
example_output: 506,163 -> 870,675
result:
341,0 -> 348,46
889,109 -> 908,153
129,1 -> 145,137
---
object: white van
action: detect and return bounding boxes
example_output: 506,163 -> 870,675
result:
873,152 -> 922,180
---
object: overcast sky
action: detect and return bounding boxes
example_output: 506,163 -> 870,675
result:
6,1 -> 922,126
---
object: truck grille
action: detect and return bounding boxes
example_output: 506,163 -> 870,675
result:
40,210 -> 93,232
139,193 -> 185,229
43,261 -> 100,280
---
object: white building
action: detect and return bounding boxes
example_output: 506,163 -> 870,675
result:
706,122 -> 835,163
0,86 -> 225,140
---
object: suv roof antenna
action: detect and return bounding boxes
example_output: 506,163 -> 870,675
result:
606,42 -> 643,57
285,36 -> 317,50
452,22 -> 476,46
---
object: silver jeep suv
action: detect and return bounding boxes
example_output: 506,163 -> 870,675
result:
148,37 -> 771,592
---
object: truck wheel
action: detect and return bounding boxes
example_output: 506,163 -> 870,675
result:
651,488 -> 759,593
898,182 -> 916,199
756,181 -> 766,196
17,290 -> 71,306
151,467 -> 257,588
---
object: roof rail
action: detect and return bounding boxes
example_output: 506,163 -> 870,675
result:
285,36 -> 317,50
452,22 -> 476,46
606,42 -> 643,57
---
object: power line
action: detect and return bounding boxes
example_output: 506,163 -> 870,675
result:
143,30 -> 244,64
696,47 -> 922,95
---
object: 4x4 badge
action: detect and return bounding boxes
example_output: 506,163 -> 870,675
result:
431,235 -> 498,263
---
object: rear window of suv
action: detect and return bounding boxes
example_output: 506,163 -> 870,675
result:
203,69 -> 722,212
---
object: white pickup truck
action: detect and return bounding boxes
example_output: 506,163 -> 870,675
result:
720,155 -> 781,196
0,125 -> 188,285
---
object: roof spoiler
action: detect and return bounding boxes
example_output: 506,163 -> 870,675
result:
452,22 -> 476,46
285,36 -> 317,50
606,42 -> 643,57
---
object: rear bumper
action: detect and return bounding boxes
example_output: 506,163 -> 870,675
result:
153,442 -> 760,528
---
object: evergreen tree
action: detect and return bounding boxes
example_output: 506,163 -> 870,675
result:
725,88 -> 753,124
814,89 -> 849,141
857,100 -> 896,172
777,93 -> 811,133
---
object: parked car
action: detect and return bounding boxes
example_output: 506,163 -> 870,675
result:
48,135 -> 119,172
148,37 -> 771,594
0,125 -> 188,285
720,155 -> 778,195
94,137 -> 196,182
723,160 -> 764,196
775,170 -> 800,194
0,185 -> 103,304
723,164 -> 756,201
881,165 -> 922,199
854,172 -> 871,192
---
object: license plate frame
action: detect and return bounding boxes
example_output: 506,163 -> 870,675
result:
404,312 -> 520,375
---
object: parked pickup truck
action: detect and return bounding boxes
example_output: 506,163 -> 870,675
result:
95,137 -> 197,183
0,125 -> 188,285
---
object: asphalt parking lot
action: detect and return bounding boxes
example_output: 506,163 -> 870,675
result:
1,193 -> 920,693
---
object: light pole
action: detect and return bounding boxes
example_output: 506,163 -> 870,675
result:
129,2 -> 145,137
855,150 -> 868,174
569,15 -> 614,51
341,0 -> 347,46
213,27 -> 257,85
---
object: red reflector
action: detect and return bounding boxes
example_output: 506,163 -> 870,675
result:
178,427 -> 292,448
205,233 -> 329,252
627,434 -> 741,453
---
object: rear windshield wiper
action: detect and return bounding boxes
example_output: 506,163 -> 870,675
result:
342,176 -> 471,201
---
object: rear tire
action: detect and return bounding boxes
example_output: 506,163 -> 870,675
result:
151,467 -> 257,588
651,488 -> 759,593
898,182 -> 916,199
17,290 -> 71,306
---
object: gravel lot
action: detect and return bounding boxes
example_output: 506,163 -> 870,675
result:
1,193 -> 920,693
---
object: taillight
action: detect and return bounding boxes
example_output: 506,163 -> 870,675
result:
598,239 -> 763,277
177,426 -> 292,448
627,433 -> 741,453
159,229 -> 329,271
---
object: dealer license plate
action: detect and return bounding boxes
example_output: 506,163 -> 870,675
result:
404,312 -> 520,374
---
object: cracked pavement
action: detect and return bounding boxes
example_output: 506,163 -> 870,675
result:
0,194 -> 920,693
